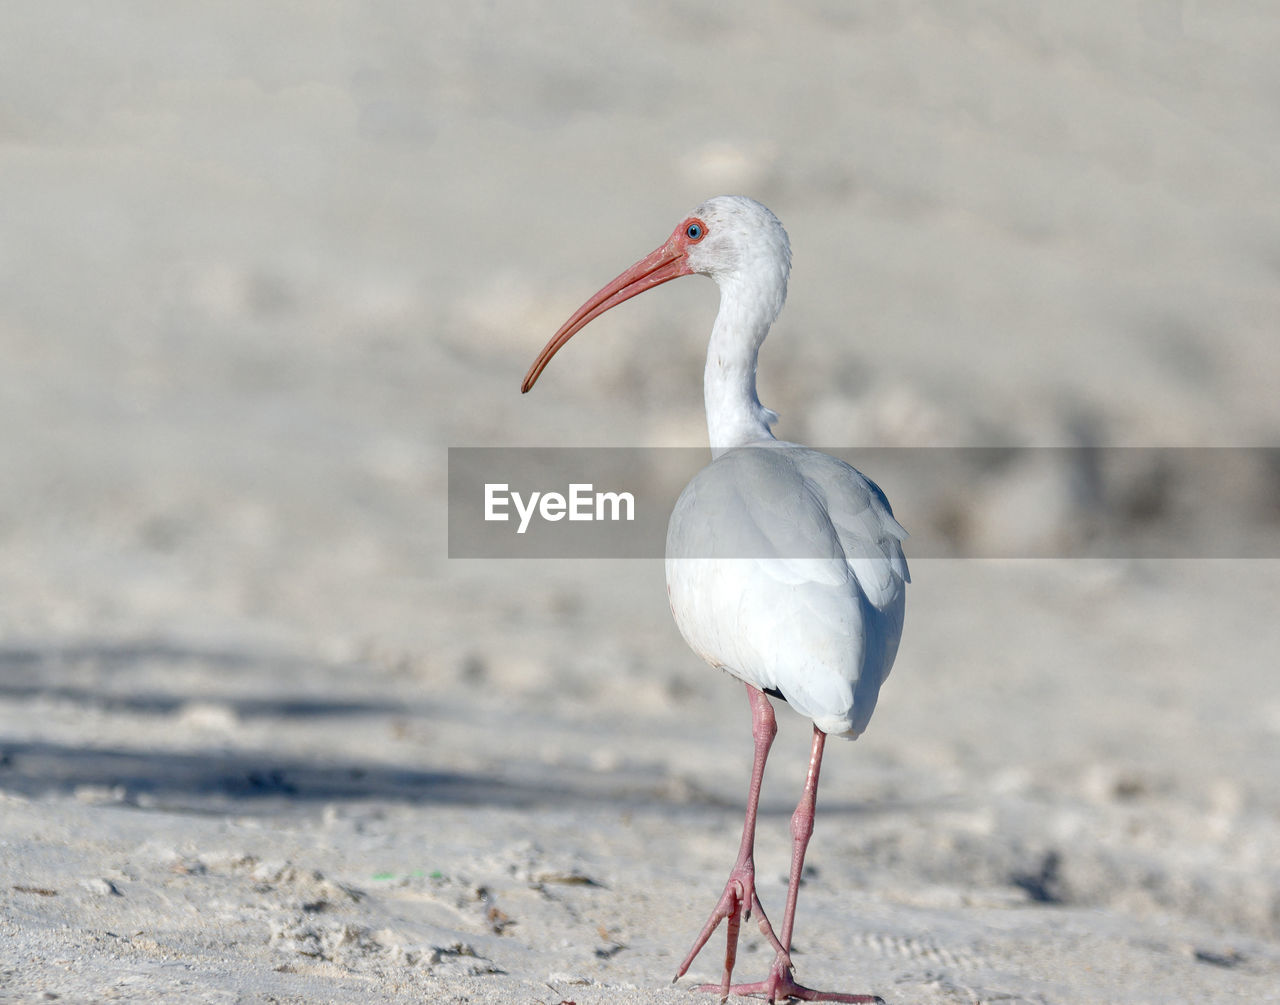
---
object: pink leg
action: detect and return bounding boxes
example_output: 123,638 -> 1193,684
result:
673,685 -> 786,997
691,725 -> 883,1004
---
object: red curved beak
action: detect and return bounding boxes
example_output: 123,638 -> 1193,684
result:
521,236 -> 693,393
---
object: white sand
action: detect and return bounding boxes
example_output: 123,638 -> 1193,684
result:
2,4 -> 1279,1002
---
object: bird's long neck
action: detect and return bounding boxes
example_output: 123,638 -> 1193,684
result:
704,278 -> 780,458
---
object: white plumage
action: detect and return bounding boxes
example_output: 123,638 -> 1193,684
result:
523,195 -> 906,1004
666,441 -> 908,737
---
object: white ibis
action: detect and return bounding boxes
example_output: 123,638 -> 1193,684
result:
522,196 -> 908,1003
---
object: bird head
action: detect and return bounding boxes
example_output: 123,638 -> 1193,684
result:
521,196 -> 791,393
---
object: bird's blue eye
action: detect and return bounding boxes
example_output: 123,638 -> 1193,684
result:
686,223 -> 703,240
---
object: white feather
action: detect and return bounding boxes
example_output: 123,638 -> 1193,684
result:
666,443 -> 908,737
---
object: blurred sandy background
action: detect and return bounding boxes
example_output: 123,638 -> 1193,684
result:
2,3 -> 1279,1002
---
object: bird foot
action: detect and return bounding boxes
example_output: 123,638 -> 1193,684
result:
691,953 -> 884,1003
672,861 -> 783,990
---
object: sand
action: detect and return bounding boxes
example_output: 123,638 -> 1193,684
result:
2,3 -> 1279,1003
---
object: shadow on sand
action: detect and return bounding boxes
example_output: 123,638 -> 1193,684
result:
0,640 -> 901,819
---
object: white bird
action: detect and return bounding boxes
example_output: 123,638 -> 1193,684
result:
522,196 -> 908,1004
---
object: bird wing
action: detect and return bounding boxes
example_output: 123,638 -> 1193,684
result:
789,446 -> 911,609
665,443 -> 908,736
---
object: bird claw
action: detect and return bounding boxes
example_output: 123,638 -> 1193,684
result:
691,981 -> 884,1004
673,866 -> 777,987
691,953 -> 883,1003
